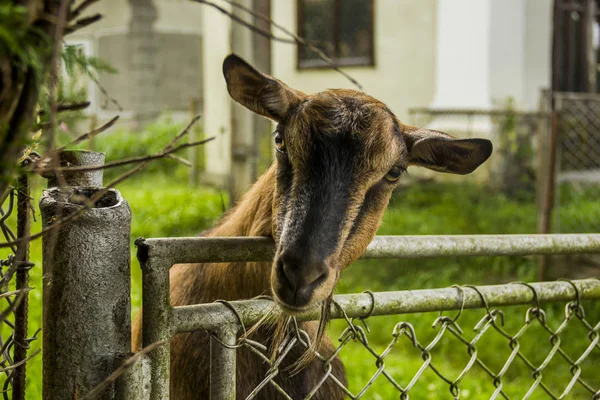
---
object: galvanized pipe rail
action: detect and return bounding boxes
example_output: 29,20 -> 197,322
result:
138,234 -> 600,263
134,234 -> 600,400
173,279 -> 600,334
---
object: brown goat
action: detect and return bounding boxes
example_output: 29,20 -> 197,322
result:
132,54 -> 493,399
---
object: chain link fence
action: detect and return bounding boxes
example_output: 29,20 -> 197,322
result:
132,235 -> 600,400
409,107 -> 546,197
0,174 -> 38,400
543,92 -> 600,234
214,281 -> 600,400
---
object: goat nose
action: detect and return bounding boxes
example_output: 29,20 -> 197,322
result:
276,251 -> 329,307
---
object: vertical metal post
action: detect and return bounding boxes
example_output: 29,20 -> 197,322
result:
210,326 -> 238,400
12,172 -> 31,400
538,105 -> 560,281
116,353 -> 151,400
136,241 -> 172,400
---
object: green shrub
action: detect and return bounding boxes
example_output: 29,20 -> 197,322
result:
70,117 -> 206,180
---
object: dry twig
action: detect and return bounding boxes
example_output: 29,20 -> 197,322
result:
194,0 -> 363,90
65,14 -> 103,35
80,341 -> 166,400
69,0 -> 101,21
0,117 -> 210,249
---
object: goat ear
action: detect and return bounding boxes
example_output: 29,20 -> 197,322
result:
223,54 -> 305,121
403,128 -> 493,175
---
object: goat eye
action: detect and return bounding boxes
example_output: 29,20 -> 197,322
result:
384,166 -> 405,183
274,131 -> 285,153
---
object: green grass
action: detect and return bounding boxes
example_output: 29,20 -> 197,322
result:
0,173 -> 225,399
330,183 -> 599,399
1,172 -> 598,399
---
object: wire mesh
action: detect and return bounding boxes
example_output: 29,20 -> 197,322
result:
213,282 -> 600,400
552,93 -> 600,234
0,175 -> 38,400
409,107 -> 546,197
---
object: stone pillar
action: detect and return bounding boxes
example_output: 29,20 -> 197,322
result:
128,0 -> 159,127
230,0 -> 257,202
202,1 -> 233,188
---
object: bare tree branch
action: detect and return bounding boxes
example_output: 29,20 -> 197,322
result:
193,0 -> 363,90
192,0 -> 295,43
0,118 -> 210,249
0,288 -> 32,300
67,115 -> 119,147
69,0 -> 101,21
65,13 -> 103,35
0,349 -> 41,373
37,136 -> 214,174
80,341 -> 166,400
39,101 -> 91,116
167,153 -> 192,167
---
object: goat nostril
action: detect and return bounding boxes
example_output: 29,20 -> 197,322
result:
312,270 -> 328,287
278,258 -> 297,291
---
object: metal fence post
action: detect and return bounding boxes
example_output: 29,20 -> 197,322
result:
136,240 -> 172,400
210,325 -> 238,400
40,150 -> 132,399
12,171 -> 31,400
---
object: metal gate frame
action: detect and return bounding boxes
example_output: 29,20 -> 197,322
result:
130,234 -> 600,399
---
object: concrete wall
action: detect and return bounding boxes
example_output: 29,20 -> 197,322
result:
66,0 -> 204,123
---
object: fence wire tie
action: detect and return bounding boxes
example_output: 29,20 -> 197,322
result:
350,290 -> 375,333
474,309 -> 505,332
513,281 -> 547,324
332,299 -> 359,339
205,299 -> 248,350
559,278 -> 585,319
14,261 -> 34,272
214,298 -> 246,334
0,256 -> 13,268
438,285 -> 466,325
208,332 -> 244,350
432,314 -> 464,336
464,284 -> 506,327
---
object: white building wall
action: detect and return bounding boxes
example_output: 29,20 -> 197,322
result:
432,0 -> 552,111
524,0 -> 553,109
490,0 -> 527,107
271,0 -> 438,123
431,0 -> 492,110
199,0 -> 554,185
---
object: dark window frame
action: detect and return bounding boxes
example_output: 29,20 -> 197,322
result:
296,0 -> 375,69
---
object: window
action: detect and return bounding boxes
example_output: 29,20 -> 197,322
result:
297,0 -> 374,68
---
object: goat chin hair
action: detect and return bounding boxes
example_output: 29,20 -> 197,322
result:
240,294 -> 335,376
